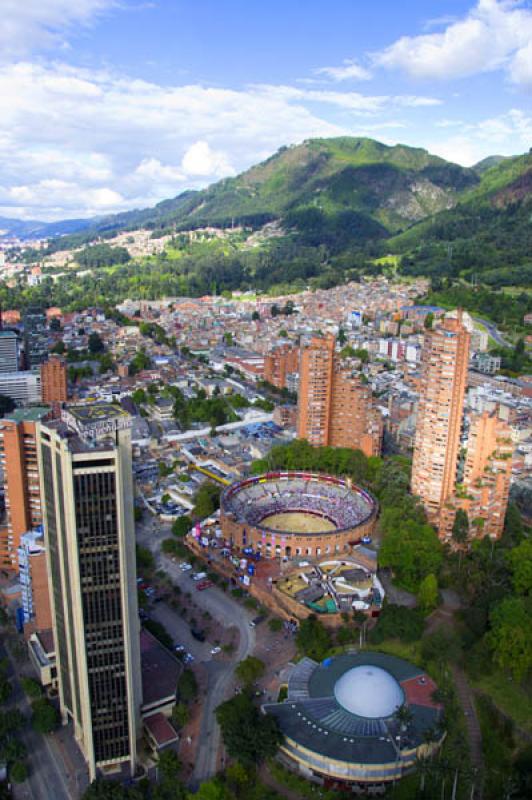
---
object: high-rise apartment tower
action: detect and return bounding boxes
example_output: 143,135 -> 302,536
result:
297,335 -> 382,457
411,314 -> 470,536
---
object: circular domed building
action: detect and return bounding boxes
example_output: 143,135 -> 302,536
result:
220,472 -> 376,560
264,652 -> 444,789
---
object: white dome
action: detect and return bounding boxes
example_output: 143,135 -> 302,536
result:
334,665 -> 404,719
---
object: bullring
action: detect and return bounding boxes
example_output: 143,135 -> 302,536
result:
220,472 -> 377,559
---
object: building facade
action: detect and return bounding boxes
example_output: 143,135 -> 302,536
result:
0,370 -> 41,406
0,407 -> 50,570
0,330 -> 20,373
40,356 -> 68,405
297,335 -> 382,457
263,343 -> 299,389
411,315 -> 470,536
38,404 -> 142,780
17,528 -> 53,631
455,410 -> 514,540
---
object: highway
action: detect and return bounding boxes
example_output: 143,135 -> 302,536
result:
473,316 -> 511,348
137,516 -> 256,786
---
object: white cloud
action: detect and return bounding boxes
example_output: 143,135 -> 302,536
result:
315,60 -> 372,81
0,62 -> 347,219
428,108 -> 532,165
181,141 -> 235,177
374,0 -> 532,88
0,1 -> 117,59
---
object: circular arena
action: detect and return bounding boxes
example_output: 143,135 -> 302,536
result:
220,472 -> 377,559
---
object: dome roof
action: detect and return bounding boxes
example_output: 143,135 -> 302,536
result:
334,665 -> 404,719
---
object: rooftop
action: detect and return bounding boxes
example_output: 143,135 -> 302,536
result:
5,406 -> 50,422
67,403 -> 128,424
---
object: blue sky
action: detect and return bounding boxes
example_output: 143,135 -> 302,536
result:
0,0 -> 530,220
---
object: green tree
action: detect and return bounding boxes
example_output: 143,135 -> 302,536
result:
10,761 -> 28,783
98,352 -> 115,374
193,779 -> 232,800
193,482 -> 221,518
337,326 -> 347,344
178,669 -> 198,703
31,699 -> 59,733
0,659 -> 12,705
235,656 -> 265,687
82,778 -> 142,799
88,332 -> 105,354
136,544 -> 155,572
171,702 -> 189,729
417,573 -> 439,612
368,604 -> 424,644
295,615 -> 331,661
379,516 -> 443,592
51,339 -> 66,354
452,509 -> 469,546
424,312 -> 434,329
216,693 -> 282,766
503,502 -> 524,544
251,311 -> 260,321
507,540 -> 532,595
20,677 -> 42,700
487,597 -> 532,681
172,515 -> 192,538
157,748 -> 181,781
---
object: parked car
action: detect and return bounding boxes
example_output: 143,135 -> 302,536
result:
175,644 -> 185,653
361,535 -> 372,545
179,563 -> 192,571
191,628 -> 205,642
192,572 -> 207,582
210,646 -> 221,655
196,580 -> 212,591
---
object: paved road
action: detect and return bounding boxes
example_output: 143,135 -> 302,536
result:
137,517 -> 256,786
473,316 -> 511,348
1,642 -> 74,800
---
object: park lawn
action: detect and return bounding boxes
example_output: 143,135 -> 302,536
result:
365,638 -> 422,664
471,670 -> 532,735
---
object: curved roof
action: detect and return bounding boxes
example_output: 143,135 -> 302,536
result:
334,665 -> 404,719
263,652 -> 443,771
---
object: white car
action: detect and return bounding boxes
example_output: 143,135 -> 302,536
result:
179,563 -> 192,571
210,646 -> 221,655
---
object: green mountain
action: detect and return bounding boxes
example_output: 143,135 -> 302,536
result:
389,149 -> 532,286
55,137 -> 479,247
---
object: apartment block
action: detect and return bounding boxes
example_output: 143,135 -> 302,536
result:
0,406 -> 50,570
38,404 -> 142,780
263,343 -> 299,389
41,355 -> 68,405
411,315 -> 470,535
297,335 -> 382,457
456,411 -> 514,540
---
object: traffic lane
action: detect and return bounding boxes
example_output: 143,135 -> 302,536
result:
147,601 -> 212,661
162,555 -> 256,633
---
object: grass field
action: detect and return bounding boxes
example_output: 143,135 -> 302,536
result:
471,670 -> 532,735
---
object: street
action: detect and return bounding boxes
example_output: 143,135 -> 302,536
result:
0,640 -> 84,800
137,514 -> 256,786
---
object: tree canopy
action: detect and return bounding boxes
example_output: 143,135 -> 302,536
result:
215,693 -> 282,766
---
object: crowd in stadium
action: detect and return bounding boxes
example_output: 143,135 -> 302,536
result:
223,475 -> 375,532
